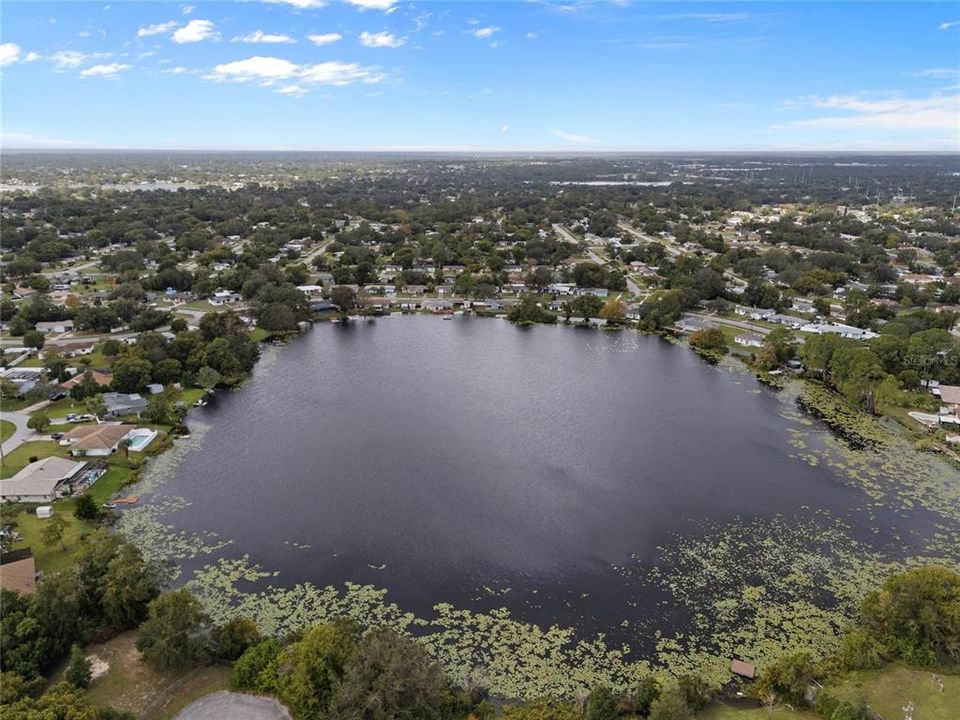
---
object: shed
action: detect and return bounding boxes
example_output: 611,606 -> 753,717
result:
730,659 -> 756,679
36,506 -> 53,519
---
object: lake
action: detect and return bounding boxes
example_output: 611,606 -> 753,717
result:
122,316 -> 954,691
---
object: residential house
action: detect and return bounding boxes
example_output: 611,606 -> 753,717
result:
734,305 -> 775,320
60,423 -> 136,457
767,314 -> 806,329
209,290 -> 242,306
0,457 -> 87,503
577,287 -> 609,298
735,333 -> 765,348
0,548 -> 37,595
102,392 -> 149,418
799,323 -> 879,340
35,320 -> 75,334
41,340 -> 96,358
937,385 -> 960,414
61,369 -> 112,391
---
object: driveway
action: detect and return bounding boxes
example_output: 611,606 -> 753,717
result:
0,410 -> 34,458
174,692 -> 291,720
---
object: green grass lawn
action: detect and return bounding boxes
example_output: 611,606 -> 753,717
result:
7,501 -> 92,574
87,463 -> 134,505
0,440 -> 68,478
80,632 -> 231,720
698,703 -> 816,720
248,327 -> 270,342
1,397 -> 33,412
826,664 -> 960,720
1,419 -> 15,443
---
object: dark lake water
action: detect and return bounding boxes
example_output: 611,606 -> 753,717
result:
148,316 -> 930,642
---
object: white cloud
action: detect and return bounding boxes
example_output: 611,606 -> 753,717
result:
80,62 -> 130,78
500,123 -> 509,133
938,20 -> 960,30
162,66 -> 190,74
172,19 -> 219,43
182,5 -> 195,14
526,32 -> 538,40
50,50 -> 108,69
0,43 -> 21,67
910,68 -> 960,79
137,20 -> 177,37
657,12 -> 752,23
1,131 -> 105,148
265,0 -> 327,8
346,0 -> 398,10
307,32 -> 343,46
206,56 -> 299,82
777,93 -> 960,132
299,61 -> 384,85
551,128 -> 598,144
205,55 -> 384,90
233,30 -> 296,44
359,31 -> 404,48
24,51 -> 40,62
473,26 -> 500,39
278,84 -> 308,97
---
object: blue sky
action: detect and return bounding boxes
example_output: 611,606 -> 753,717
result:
1,1 -> 958,151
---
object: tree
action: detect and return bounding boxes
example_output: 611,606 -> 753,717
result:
258,303 -> 298,332
584,686 -> 618,720
22,330 -> 45,351
196,365 -> 222,392
136,590 -> 210,671
568,294 -> 603,321
860,565 -> 960,666
211,617 -> 260,661
111,356 -> 153,393
276,622 -> 358,719
102,544 -> 165,630
627,676 -> 661,716
86,395 -> 107,420
27,412 -> 51,434
752,652 -> 816,706
507,295 -> 557,325
330,285 -> 357,311
599,297 -> 626,323
329,627 -> 452,720
231,638 -> 283,691
65,645 -> 92,689
41,513 -> 68,552
689,328 -> 727,353
74,494 -> 101,522
677,674 -> 713,712
648,690 -> 692,720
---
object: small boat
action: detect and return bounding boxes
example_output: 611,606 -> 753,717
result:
193,399 -> 207,407
443,315 -> 453,321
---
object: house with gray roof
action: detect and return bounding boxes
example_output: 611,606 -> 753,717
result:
102,392 -> 149,418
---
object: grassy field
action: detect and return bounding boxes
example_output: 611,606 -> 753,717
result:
1,419 -> 15,443
827,665 -> 960,720
698,703 -> 816,720
0,440 -> 68,478
80,632 -> 231,720
7,501 -> 91,574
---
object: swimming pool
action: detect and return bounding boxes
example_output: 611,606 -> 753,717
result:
127,428 -> 158,452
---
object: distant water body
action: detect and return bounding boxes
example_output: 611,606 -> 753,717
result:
148,316 -> 933,640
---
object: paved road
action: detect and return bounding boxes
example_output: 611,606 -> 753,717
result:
0,411 -> 33,459
685,311 -> 772,335
174,692 -> 291,720
552,224 -> 645,296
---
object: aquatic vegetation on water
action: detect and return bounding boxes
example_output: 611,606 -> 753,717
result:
116,366 -> 960,699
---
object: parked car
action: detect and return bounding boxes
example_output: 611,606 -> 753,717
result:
50,432 -> 65,440
66,413 -> 80,422
48,390 -> 67,401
